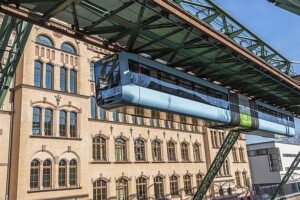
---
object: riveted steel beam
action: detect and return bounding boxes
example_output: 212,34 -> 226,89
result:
0,15 -> 32,108
193,130 -> 241,200
173,0 -> 294,76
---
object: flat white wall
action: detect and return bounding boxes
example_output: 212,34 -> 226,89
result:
247,142 -> 300,185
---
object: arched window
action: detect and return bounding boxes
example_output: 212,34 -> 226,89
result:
59,111 -> 67,137
90,96 -> 97,119
154,176 -> 164,198
32,107 -> 42,135
232,148 -> 238,162
90,61 -> 95,81
34,61 -> 43,87
239,148 -> 245,162
152,140 -> 162,162
183,174 -> 192,195
181,142 -> 189,162
70,69 -> 77,94
70,112 -> 77,138
242,171 -> 248,187
58,160 -> 67,187
167,141 -> 176,161
136,177 -> 147,200
135,139 -> 145,161
93,136 -> 106,161
61,42 -> 76,54
116,178 -> 128,200
69,159 -> 77,186
93,179 -> 107,200
170,175 -> 179,196
60,67 -> 67,92
115,138 -> 127,161
36,35 -> 53,47
193,143 -> 202,162
196,173 -> 203,186
45,64 -> 53,89
43,159 -> 52,188
235,172 -> 241,187
30,159 -> 40,189
44,108 -> 53,136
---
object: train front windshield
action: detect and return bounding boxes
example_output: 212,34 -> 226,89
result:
95,55 -> 121,105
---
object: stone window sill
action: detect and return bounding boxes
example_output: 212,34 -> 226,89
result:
28,186 -> 81,193
30,135 -> 82,141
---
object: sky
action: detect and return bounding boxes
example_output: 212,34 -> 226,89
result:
213,0 -> 300,144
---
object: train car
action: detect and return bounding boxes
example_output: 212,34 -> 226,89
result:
94,52 -> 295,138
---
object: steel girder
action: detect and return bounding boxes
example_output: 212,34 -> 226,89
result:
193,130 -> 240,200
271,151 -> 300,200
173,0 -> 295,76
0,15 -> 32,108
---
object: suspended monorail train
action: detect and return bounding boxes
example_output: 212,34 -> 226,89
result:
94,52 -> 295,137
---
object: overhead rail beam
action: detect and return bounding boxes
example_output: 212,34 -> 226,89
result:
193,130 -> 240,199
0,15 -> 32,108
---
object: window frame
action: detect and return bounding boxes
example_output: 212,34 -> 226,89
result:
93,179 -> 107,200
154,176 -> 164,198
32,107 -> 42,135
34,60 -> 43,88
69,159 -> 77,186
45,63 -> 54,89
134,139 -> 146,161
152,140 -> 162,162
44,108 -> 53,136
116,178 -> 129,200
70,112 -> 77,138
30,159 -> 40,190
59,110 -> 67,137
136,177 -> 147,200
93,136 -> 107,161
170,175 -> 179,196
181,142 -> 190,162
42,159 -> 52,189
58,160 -> 67,187
115,138 -> 127,162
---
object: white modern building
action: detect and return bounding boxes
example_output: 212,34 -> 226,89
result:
247,141 -> 300,199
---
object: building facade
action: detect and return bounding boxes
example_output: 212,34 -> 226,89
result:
247,141 -> 300,200
0,23 -> 251,200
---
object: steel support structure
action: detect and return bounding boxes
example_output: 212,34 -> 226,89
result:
0,15 -> 32,108
193,130 -> 240,200
173,0 -> 294,76
271,151 -> 300,200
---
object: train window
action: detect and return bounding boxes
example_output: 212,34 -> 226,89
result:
289,116 -> 294,122
277,112 -> 282,119
194,84 -> 207,94
178,79 -> 192,90
128,60 -> 139,73
159,72 -> 178,95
